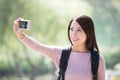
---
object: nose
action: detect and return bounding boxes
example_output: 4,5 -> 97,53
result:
72,31 -> 77,38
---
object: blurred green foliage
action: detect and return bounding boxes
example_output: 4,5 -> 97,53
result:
105,51 -> 120,69
0,0 -> 120,79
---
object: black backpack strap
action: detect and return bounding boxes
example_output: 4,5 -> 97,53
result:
58,47 -> 71,80
91,49 -> 100,80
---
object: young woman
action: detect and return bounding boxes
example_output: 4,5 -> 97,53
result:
13,15 -> 106,80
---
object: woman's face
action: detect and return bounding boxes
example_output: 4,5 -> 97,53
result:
69,20 -> 87,46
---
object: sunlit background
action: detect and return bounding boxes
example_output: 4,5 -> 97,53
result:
0,0 -> 120,80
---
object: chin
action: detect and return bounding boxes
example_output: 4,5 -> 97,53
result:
72,43 -> 80,46
72,41 -> 85,46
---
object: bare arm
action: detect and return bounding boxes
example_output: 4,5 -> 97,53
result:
13,18 -> 62,61
21,35 -> 61,60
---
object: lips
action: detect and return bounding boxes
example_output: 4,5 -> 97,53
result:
72,39 -> 79,41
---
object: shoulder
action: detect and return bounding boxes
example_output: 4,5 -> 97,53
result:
97,53 -> 106,80
98,53 -> 106,70
52,46 -> 70,54
50,46 -> 70,67
51,46 -> 70,59
93,51 -> 105,63
52,46 -> 64,53
99,54 -> 105,63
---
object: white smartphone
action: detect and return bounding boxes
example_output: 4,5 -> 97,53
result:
19,20 -> 30,30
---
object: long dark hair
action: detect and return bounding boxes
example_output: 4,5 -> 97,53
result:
68,15 -> 99,52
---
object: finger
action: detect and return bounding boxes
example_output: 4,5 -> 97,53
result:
15,17 -> 24,28
13,17 -> 24,34
13,20 -> 18,33
13,18 -> 20,33
17,29 -> 23,35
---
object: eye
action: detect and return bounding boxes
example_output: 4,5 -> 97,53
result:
77,29 -> 82,32
70,27 -> 73,31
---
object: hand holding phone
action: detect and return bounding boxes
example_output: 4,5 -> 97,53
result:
13,18 -> 30,39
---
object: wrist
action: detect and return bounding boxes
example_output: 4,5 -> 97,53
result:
17,33 -> 25,39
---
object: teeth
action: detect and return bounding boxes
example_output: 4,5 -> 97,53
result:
73,39 -> 79,41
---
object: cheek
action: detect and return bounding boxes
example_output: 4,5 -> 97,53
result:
83,34 -> 87,42
79,33 -> 87,42
83,35 -> 87,42
69,31 -> 72,39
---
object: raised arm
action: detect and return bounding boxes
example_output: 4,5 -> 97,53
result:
13,18 -> 62,62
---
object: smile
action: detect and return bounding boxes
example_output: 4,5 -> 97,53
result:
72,39 -> 79,41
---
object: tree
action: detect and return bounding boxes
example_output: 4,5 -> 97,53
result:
0,0 -> 64,79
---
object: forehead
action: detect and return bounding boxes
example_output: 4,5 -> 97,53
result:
70,20 -> 81,28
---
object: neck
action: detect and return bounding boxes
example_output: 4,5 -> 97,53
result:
71,44 -> 89,53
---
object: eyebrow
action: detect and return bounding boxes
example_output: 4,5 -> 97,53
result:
77,27 -> 82,30
70,26 -> 82,29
